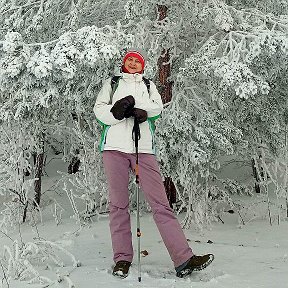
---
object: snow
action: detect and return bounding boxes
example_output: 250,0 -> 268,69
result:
1,158 -> 287,288
1,1 -> 288,287
2,202 -> 288,288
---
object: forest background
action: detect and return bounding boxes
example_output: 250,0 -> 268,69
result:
0,0 -> 288,286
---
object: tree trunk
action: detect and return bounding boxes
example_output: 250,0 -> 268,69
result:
68,113 -> 81,174
164,177 -> 177,208
251,158 -> 261,194
252,153 -> 266,194
68,156 -> 81,174
68,148 -> 81,174
285,124 -> 288,218
23,201 -> 29,223
157,5 -> 176,208
157,5 -> 173,103
34,151 -> 45,207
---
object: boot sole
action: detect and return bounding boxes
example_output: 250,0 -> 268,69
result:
176,254 -> 215,278
112,271 -> 129,279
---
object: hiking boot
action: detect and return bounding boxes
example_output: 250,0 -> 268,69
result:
112,260 -> 131,278
176,254 -> 214,278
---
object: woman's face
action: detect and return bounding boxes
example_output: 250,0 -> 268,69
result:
123,56 -> 143,74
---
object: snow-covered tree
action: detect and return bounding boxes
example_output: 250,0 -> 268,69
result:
0,24 -> 133,224
1,0 -> 288,232
123,0 -> 288,226
0,0 -> 129,42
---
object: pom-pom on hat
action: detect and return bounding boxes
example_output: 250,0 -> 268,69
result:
122,48 -> 146,73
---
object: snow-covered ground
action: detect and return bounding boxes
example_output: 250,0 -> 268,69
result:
2,205 -> 288,288
1,157 -> 288,288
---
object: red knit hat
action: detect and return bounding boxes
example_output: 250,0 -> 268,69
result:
122,49 -> 145,73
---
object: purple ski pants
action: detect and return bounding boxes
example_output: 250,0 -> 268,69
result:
102,150 -> 193,267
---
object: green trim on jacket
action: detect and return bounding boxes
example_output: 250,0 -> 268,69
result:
148,114 -> 161,121
147,114 -> 161,154
96,114 -> 161,153
96,118 -> 110,152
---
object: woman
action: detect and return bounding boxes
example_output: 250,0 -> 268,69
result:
93,48 -> 214,278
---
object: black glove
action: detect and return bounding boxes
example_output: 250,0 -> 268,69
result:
124,103 -> 135,119
131,108 -> 148,124
110,95 -> 135,120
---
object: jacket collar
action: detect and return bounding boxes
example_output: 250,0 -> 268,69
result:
122,72 -> 143,82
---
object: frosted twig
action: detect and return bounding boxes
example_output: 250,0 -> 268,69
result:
0,230 -> 14,242
27,39 -> 58,47
35,240 -> 80,268
0,259 -> 10,288
1,1 -> 41,15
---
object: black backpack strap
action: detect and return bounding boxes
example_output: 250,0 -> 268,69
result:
109,76 -> 121,104
142,77 -> 150,95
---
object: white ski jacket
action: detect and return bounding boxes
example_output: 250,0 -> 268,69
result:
93,73 -> 163,154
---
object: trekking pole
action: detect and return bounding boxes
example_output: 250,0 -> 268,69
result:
133,117 -> 141,282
